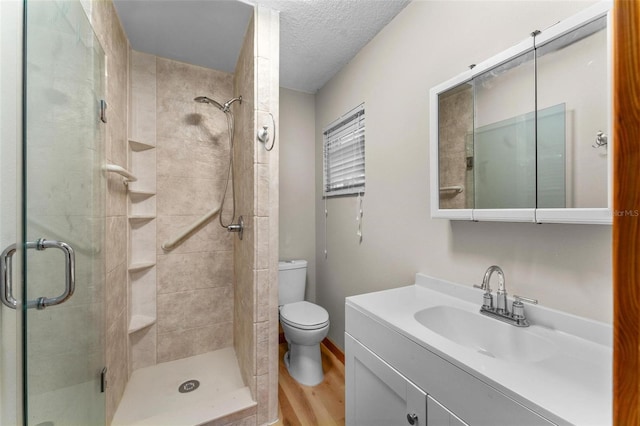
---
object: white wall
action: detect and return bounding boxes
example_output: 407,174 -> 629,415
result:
279,88 -> 317,301
314,0 -> 611,349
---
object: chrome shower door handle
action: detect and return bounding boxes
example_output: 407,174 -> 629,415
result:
25,238 -> 76,310
0,239 -> 76,310
1,244 -> 18,308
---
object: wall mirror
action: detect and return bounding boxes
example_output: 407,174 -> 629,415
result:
430,1 -> 612,224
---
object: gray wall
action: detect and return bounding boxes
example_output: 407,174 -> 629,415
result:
314,0 -> 611,349
279,88 -> 317,301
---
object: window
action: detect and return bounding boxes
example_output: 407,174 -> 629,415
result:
323,103 -> 365,197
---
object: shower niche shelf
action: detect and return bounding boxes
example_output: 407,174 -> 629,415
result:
129,215 -> 155,223
128,261 -> 156,273
129,139 -> 155,152
128,314 -> 156,334
129,189 -> 156,198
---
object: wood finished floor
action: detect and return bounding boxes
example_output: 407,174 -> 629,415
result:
274,340 -> 345,426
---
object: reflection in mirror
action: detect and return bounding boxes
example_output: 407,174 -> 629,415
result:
474,51 -> 536,209
438,82 -> 473,209
536,16 -> 608,208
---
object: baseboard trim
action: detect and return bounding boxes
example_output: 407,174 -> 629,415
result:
322,337 -> 345,365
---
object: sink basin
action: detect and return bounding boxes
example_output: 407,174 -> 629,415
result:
414,305 -> 556,363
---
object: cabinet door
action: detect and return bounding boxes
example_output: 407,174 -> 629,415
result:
428,395 -> 469,426
346,334 -> 427,426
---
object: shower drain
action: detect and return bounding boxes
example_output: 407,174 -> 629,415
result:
178,379 -> 200,393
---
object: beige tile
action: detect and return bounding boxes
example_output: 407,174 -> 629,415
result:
156,96 -> 231,144
106,173 -> 127,217
106,52 -> 127,126
106,216 -> 127,273
157,327 -> 199,363
156,57 -> 233,105
268,318 -> 279,422
256,163 -> 269,217
130,267 -> 157,320
157,176 -> 226,216
129,324 -> 157,371
256,373 -> 269,425
256,322 -> 269,376
129,94 -> 157,145
196,322 -> 234,353
107,112 -> 127,170
106,310 -> 128,423
106,261 -> 127,329
157,323 -> 233,363
255,217 -> 269,270
186,286 -> 234,328
156,291 -> 189,334
129,219 -> 156,265
255,269 -> 269,322
156,136 -> 229,179
157,215 -> 233,254
157,250 -> 233,294
256,5 -> 271,59
256,57 -> 271,112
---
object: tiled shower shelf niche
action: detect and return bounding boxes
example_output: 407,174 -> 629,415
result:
128,139 -> 157,337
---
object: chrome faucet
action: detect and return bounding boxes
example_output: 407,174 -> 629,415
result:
474,266 -> 538,327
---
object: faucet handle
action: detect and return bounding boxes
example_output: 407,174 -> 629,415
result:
474,284 -> 493,310
511,295 -> 538,323
513,295 -> 538,305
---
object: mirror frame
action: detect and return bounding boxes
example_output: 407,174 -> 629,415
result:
429,1 -> 613,224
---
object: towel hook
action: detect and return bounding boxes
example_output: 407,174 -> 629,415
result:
257,112 -> 276,151
593,131 -> 608,148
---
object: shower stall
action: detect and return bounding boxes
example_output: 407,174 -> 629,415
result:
0,0 -> 280,424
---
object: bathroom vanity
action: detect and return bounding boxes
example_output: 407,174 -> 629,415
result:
345,274 -> 612,425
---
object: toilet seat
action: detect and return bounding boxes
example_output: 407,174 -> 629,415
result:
280,301 -> 329,330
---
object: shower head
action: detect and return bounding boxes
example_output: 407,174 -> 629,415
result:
194,96 -> 226,111
194,95 -> 242,113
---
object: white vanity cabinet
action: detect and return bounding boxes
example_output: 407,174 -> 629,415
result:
346,333 -> 468,426
346,334 -> 428,426
345,304 -> 560,426
427,396 -> 467,426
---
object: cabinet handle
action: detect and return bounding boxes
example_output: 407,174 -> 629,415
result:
407,413 -> 418,425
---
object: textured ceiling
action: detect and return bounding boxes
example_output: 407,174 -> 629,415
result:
247,0 -> 411,93
113,0 -> 411,93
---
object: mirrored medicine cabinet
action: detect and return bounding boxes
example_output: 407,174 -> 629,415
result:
429,1 -> 612,224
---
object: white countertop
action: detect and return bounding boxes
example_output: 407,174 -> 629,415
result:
346,273 -> 612,426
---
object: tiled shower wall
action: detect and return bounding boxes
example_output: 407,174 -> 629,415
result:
155,57 -> 236,362
87,1 -> 280,424
233,6 -> 280,424
81,0 -> 130,423
127,51 -> 238,365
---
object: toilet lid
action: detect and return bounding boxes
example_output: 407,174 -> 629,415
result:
280,301 -> 329,329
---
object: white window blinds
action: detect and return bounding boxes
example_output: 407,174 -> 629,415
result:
323,103 -> 365,197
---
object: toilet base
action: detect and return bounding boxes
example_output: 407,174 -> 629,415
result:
284,343 -> 324,386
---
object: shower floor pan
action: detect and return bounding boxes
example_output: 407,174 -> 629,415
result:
112,347 -> 256,425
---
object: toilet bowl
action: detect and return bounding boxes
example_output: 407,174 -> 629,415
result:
280,301 -> 330,386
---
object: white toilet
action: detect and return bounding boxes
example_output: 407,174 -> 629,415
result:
279,259 -> 330,386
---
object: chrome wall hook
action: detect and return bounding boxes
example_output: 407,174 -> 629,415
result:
593,131 -> 608,148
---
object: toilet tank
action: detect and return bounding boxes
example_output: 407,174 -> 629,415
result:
278,260 -> 308,306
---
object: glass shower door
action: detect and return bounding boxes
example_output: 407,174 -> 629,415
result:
23,0 -> 106,424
